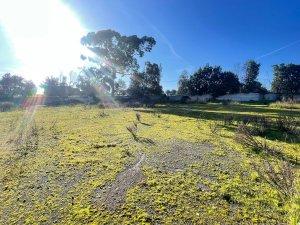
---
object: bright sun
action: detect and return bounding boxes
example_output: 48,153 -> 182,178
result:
0,0 -> 86,85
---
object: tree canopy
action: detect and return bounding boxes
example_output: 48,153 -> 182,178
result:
189,65 -> 240,97
177,70 -> 190,95
128,62 -> 163,99
242,60 -> 267,93
0,73 -> 36,101
272,63 -> 300,96
81,29 -> 156,96
42,76 -> 80,98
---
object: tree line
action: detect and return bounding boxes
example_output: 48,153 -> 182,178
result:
172,60 -> 299,97
0,29 -> 299,103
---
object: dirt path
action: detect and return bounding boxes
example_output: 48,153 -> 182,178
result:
93,154 -> 146,210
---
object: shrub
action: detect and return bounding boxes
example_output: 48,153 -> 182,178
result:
223,115 -> 234,125
0,102 -> 14,112
276,115 -> 298,135
221,100 -> 231,106
235,124 -> 267,153
235,124 -> 278,156
241,116 -> 251,125
253,160 -> 295,200
251,116 -> 270,136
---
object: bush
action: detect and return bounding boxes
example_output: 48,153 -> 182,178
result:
0,102 -> 14,112
241,116 -> 251,125
235,124 -> 267,153
223,115 -> 234,125
250,116 -> 271,136
235,124 -> 298,164
221,100 -> 231,106
253,160 -> 295,200
276,116 -> 299,135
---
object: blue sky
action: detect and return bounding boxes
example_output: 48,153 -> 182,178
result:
1,0 -> 300,90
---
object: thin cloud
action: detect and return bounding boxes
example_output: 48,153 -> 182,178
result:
256,39 -> 300,60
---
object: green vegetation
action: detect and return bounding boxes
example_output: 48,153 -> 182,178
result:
0,103 -> 299,224
269,101 -> 300,110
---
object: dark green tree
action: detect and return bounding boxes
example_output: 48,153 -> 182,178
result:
220,71 -> 241,95
81,29 -> 156,96
115,79 -> 127,96
165,89 -> 177,96
42,76 -> 80,98
189,65 -> 240,97
76,67 -> 112,99
128,62 -> 163,98
0,73 -> 36,101
242,60 -> 267,93
177,70 -> 190,95
272,64 -> 300,97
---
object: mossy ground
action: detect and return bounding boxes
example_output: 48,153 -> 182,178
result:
0,103 -> 299,224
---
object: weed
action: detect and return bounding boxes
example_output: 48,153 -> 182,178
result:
223,115 -> 234,125
126,123 -> 138,140
253,160 -> 295,200
136,112 -> 141,122
235,124 -> 264,152
16,121 -> 40,157
99,110 -> 108,117
251,116 -> 270,136
241,116 -> 251,125
209,121 -> 221,135
121,148 -> 133,158
276,115 -> 298,135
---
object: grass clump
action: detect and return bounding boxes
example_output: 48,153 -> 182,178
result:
208,121 -> 221,135
270,100 -> 300,110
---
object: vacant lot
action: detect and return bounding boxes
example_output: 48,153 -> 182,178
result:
0,103 -> 299,224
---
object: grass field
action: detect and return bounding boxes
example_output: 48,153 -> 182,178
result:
0,103 -> 299,224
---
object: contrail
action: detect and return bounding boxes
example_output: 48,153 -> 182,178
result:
256,39 -> 300,60
148,23 -> 184,61
136,12 -> 187,63
116,2 -> 191,65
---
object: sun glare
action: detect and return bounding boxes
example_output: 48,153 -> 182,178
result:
0,0 -> 86,85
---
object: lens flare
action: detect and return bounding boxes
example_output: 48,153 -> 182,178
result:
0,0 -> 86,85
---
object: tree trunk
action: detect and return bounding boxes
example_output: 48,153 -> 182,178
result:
111,69 -> 116,97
